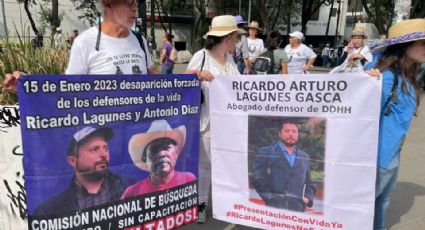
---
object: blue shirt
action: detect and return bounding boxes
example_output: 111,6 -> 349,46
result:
365,51 -> 417,168
278,141 -> 297,167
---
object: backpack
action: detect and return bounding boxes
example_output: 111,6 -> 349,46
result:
251,50 -> 274,75
131,31 -> 148,70
169,47 -> 178,62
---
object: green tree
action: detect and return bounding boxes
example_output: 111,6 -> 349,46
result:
69,0 -> 98,26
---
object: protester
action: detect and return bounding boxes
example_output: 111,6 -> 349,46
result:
33,127 -> 134,216
53,27 -> 63,49
265,30 -> 288,74
234,15 -> 250,74
160,33 -> 175,74
321,43 -> 330,67
364,18 -> 425,230
252,120 -> 316,212
122,120 -> 196,198
330,27 -> 372,73
185,15 -> 244,223
247,21 -> 266,65
284,31 -> 316,74
2,0 -> 155,93
66,29 -> 79,50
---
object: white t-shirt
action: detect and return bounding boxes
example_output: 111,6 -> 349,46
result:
330,45 -> 373,74
187,49 -> 240,135
321,47 -> 330,57
247,38 -> 266,61
66,26 -> 153,75
284,44 -> 317,74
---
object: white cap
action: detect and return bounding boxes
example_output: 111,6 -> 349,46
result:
56,27 -> 62,31
289,31 -> 303,40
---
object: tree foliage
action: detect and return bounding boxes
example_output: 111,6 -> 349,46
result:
69,0 -> 98,26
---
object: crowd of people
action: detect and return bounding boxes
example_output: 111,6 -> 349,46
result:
2,0 -> 425,229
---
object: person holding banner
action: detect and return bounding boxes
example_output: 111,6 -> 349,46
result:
33,126 -> 135,216
122,120 -> 196,198
330,27 -> 372,74
283,31 -> 317,74
185,15 -> 244,223
252,120 -> 316,212
2,0 -> 155,93
365,18 -> 425,230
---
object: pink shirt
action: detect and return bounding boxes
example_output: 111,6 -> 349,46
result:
121,171 -> 196,199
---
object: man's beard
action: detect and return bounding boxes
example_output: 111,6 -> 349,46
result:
151,157 -> 173,177
78,161 -> 109,181
283,140 -> 297,147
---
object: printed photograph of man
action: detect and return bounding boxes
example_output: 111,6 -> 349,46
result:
121,119 -> 196,199
33,126 -> 135,216
249,117 -> 325,213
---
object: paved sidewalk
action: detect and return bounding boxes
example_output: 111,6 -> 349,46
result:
386,93 -> 425,229
174,63 -> 425,229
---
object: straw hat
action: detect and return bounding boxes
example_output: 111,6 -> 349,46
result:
372,18 -> 425,49
351,27 -> 366,37
204,15 -> 246,38
128,120 -> 186,171
247,21 -> 261,30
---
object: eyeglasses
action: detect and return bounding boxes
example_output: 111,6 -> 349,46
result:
122,0 -> 136,7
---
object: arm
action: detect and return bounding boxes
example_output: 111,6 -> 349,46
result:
184,69 -> 214,81
159,47 -> 166,64
2,71 -> 25,94
303,57 -> 316,73
281,63 -> 288,75
252,147 -> 282,204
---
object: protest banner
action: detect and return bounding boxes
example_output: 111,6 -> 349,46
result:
0,105 -> 28,229
17,74 -> 200,230
210,74 -> 382,230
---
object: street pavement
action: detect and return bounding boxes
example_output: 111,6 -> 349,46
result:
173,63 -> 425,230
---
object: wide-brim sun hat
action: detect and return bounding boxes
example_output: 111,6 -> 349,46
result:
371,18 -> 425,50
128,120 -> 186,171
247,21 -> 261,30
204,15 -> 246,38
351,27 -> 367,38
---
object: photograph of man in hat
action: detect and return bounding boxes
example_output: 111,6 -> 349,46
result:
330,27 -> 373,73
252,119 -> 316,212
33,126 -> 135,216
121,120 -> 196,199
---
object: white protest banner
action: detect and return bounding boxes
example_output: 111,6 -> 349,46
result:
0,105 -> 28,230
210,74 -> 381,230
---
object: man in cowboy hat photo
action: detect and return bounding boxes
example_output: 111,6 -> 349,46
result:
330,27 -> 373,73
33,126 -> 135,216
121,120 -> 196,199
